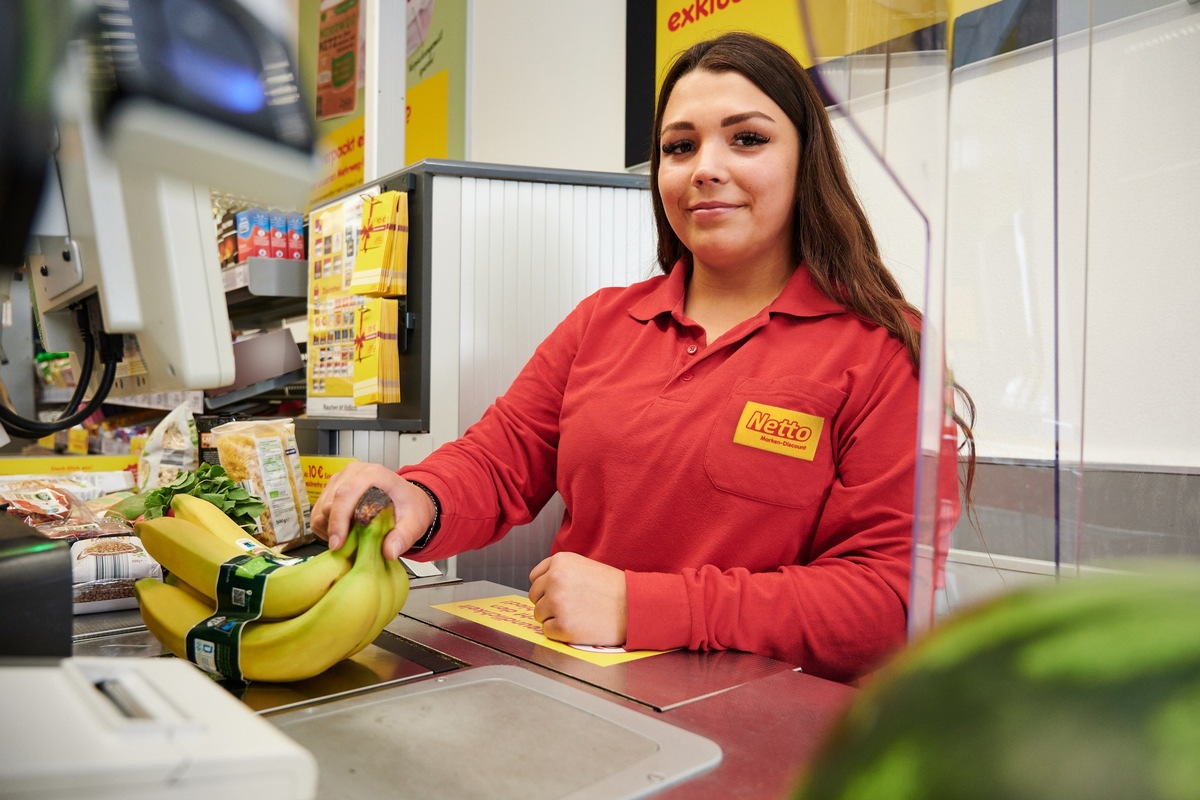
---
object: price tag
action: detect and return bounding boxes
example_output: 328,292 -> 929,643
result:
298,456 -> 357,504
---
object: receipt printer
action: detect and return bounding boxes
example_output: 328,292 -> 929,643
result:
0,657 -> 318,799
0,511 -> 72,658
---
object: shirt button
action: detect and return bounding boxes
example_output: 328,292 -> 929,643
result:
686,344 -> 698,355
681,372 -> 694,382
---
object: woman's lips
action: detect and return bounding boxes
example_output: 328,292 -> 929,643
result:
688,201 -> 740,219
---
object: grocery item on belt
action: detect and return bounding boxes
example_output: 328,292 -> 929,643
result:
1,480 -> 132,541
71,535 -> 162,614
137,403 -> 199,491
212,418 -> 312,552
134,486 -> 408,683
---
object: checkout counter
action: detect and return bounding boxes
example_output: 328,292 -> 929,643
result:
68,578 -> 855,799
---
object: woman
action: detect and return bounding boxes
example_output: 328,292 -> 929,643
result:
312,32 -> 973,683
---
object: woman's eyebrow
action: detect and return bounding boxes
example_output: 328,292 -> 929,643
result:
660,120 -> 696,134
661,110 -> 775,135
720,111 -> 775,126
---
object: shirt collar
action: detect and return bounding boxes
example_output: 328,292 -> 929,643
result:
627,259 -> 847,323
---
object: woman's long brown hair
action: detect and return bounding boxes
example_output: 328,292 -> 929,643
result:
649,31 -> 976,504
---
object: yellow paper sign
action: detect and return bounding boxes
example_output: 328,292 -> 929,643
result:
0,455 -> 138,475
432,595 -> 671,667
351,297 -> 401,405
406,69 -> 450,163
298,456 -> 357,504
311,114 -> 365,207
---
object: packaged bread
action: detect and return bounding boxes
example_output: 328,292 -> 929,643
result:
137,403 -> 199,490
71,535 -> 162,615
211,418 -> 313,551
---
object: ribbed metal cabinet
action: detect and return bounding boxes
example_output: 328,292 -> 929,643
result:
296,159 -> 656,587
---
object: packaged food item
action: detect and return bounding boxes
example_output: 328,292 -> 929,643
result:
137,403 -> 199,490
0,475 -> 100,502
286,211 -> 305,260
269,209 -> 288,258
70,535 -> 162,614
0,481 -> 133,540
86,491 -> 136,516
212,418 -> 312,551
195,413 -> 239,466
235,207 -> 271,262
217,208 -> 238,269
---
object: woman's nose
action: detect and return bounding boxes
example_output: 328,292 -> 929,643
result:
692,149 -> 726,186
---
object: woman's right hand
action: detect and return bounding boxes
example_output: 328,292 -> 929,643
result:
309,462 -> 436,560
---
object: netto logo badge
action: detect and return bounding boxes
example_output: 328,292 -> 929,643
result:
733,401 -> 825,461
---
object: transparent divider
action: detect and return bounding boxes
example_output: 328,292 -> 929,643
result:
797,0 -> 1200,639
1067,1 -> 1200,570
796,0 -> 956,637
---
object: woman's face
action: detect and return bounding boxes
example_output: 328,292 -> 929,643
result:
657,68 -> 800,275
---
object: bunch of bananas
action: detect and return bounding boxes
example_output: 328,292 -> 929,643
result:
133,489 -> 408,683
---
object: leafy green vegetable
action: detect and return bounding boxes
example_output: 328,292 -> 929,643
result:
141,463 -> 267,534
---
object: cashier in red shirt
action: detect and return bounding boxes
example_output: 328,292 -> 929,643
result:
312,32 -> 974,683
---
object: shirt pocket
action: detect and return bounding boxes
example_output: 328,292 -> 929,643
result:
703,375 -> 847,509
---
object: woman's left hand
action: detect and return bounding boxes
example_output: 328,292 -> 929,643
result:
528,552 -> 627,647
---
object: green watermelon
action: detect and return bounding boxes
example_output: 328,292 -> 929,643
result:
794,564 -> 1200,800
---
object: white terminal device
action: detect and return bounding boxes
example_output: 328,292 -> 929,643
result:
26,0 -> 317,394
0,657 -> 317,799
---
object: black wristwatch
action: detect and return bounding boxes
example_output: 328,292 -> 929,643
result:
405,481 -> 442,553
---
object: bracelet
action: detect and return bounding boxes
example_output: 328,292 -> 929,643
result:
405,481 -> 442,553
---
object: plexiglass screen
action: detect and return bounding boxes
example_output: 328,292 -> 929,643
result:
797,0 -> 1200,638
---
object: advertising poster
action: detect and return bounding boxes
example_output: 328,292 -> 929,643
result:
405,0 -> 467,163
316,0 -> 361,120
301,0 -> 367,206
654,0 -> 810,83
302,0 -> 466,204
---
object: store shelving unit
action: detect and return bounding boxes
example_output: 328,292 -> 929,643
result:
223,256 -> 308,330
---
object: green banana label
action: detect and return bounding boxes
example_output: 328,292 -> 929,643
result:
183,555 -> 279,682
185,614 -> 250,682
215,554 -> 283,615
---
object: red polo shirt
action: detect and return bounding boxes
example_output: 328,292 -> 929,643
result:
400,262 -> 918,682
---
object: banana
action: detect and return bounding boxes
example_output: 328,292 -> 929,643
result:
136,576 -> 216,659
170,493 -> 278,555
346,504 -> 398,656
135,524 -> 381,683
385,557 -> 411,618
136,515 -> 356,620
370,557 -> 411,641
163,571 -> 214,607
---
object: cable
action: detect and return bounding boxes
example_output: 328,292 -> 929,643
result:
0,360 -> 115,439
56,304 -> 96,415
0,300 -> 119,439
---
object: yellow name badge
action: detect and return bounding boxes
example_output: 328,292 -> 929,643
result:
733,401 -> 825,461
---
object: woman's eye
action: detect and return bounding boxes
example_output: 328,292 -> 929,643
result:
733,131 -> 770,147
660,139 -> 694,156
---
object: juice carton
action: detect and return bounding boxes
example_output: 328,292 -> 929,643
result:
269,210 -> 288,259
286,212 -> 305,260
236,208 -> 271,261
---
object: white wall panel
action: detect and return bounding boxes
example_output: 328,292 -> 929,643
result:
447,176 -> 656,589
